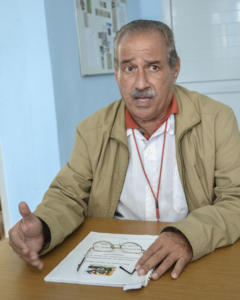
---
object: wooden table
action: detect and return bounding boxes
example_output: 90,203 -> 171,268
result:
1,218 -> 240,300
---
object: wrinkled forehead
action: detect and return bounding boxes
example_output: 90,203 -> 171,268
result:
116,30 -> 168,57
117,31 -> 168,60
117,28 -> 167,48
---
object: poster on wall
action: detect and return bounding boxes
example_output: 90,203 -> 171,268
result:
75,0 -> 127,76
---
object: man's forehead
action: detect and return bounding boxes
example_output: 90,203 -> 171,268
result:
117,31 -> 168,61
119,57 -> 163,66
118,30 -> 166,46
118,31 -> 167,52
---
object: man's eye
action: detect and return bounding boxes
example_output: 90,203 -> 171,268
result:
150,65 -> 159,71
125,65 -> 133,72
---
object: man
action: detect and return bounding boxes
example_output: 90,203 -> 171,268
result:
9,20 -> 240,281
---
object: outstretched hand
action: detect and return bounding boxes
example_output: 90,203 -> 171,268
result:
8,201 -> 45,270
136,230 -> 193,279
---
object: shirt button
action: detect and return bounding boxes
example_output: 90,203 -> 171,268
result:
144,145 -> 154,156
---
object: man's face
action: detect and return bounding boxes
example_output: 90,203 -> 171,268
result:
115,31 -> 180,125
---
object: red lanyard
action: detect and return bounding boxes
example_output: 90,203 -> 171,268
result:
132,120 -> 168,220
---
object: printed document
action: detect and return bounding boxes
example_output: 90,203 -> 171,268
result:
44,232 -> 158,290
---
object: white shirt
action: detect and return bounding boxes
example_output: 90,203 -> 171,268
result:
115,114 -> 188,222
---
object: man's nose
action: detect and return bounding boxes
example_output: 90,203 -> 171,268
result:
134,69 -> 150,90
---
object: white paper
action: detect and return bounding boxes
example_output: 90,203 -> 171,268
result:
44,232 -> 158,290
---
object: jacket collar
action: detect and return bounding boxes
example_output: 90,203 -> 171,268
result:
110,99 -> 128,147
110,85 -> 201,146
174,85 -> 201,139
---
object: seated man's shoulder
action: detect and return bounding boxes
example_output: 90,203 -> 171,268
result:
175,85 -> 233,116
77,99 -> 123,132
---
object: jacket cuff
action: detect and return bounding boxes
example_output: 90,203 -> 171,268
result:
161,226 -> 193,257
38,218 -> 51,255
162,220 -> 209,261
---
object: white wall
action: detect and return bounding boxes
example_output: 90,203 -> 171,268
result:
161,0 -> 240,128
0,0 -> 60,233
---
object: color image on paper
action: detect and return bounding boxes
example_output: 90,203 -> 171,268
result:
85,265 -> 116,276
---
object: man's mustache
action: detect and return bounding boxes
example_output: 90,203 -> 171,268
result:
130,89 -> 156,98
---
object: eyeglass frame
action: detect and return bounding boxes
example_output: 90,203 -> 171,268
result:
76,240 -> 144,274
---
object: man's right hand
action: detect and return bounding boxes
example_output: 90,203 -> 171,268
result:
8,201 -> 45,270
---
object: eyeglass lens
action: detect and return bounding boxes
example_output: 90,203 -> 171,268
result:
93,241 -> 143,254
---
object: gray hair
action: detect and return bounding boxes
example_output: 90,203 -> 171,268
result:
114,19 -> 179,70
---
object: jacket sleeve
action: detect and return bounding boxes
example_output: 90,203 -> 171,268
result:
163,108 -> 240,260
34,127 -> 92,253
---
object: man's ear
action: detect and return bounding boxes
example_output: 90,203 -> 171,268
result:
173,57 -> 181,81
114,70 -> 119,83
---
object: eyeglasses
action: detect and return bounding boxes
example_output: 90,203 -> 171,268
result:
77,240 -> 144,274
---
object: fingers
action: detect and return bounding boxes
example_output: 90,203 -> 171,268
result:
8,202 -> 45,270
19,250 -> 44,270
18,202 -> 43,238
9,224 -> 28,254
9,225 -> 44,270
137,241 -> 162,266
22,252 -> 44,270
171,257 -> 188,279
135,231 -> 193,280
151,254 -> 188,280
136,243 -> 165,274
19,201 -> 32,218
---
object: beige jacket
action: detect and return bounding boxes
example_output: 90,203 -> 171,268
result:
35,85 -> 240,260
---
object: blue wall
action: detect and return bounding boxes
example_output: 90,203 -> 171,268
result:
0,0 -> 60,230
0,0 -> 162,229
44,0 -> 122,166
139,0 -> 162,21
126,0 -> 141,22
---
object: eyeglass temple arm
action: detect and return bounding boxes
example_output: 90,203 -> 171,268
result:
77,248 -> 92,272
119,266 -> 136,275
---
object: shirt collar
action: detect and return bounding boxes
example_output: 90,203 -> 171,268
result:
125,95 -> 178,139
